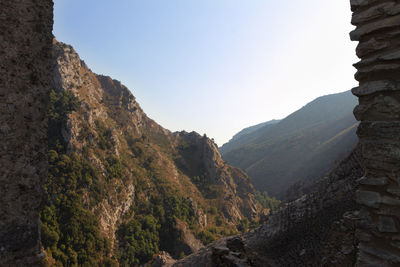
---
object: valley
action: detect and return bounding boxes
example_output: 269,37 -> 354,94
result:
41,41 -> 361,266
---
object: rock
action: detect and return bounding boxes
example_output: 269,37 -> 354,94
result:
226,237 -> 245,253
356,231 -> 372,242
387,187 -> 400,197
351,2 -> 400,24
152,251 -> 176,267
382,196 -> 400,206
350,0 -> 382,12
352,80 -> 397,97
358,176 -> 388,186
350,14 -> 400,41
354,50 -> 400,68
378,216 -> 398,233
359,244 -> 400,263
173,219 -> 204,257
391,241 -> 400,249
356,190 -> 381,208
354,63 -> 400,81
356,38 -> 389,57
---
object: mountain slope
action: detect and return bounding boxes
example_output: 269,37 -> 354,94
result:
221,91 -> 358,198
172,145 -> 363,266
41,41 -> 260,266
220,120 -> 280,155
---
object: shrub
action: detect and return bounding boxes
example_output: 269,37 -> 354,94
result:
254,191 -> 281,212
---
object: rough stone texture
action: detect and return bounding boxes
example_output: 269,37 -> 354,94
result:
350,0 -> 400,265
173,147 -> 363,266
0,1 -> 53,266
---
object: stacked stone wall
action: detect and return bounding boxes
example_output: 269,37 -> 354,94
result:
350,0 -> 400,266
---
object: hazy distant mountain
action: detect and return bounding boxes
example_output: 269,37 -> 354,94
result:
220,120 -> 281,155
220,90 -> 358,198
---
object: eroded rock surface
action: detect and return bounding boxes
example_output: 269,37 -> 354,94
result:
0,1 -> 53,266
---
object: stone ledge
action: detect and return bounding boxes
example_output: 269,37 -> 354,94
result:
350,14 -> 400,41
352,80 -> 398,96
352,2 -> 400,25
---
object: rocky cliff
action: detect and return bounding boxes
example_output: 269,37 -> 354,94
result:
40,40 -> 260,266
0,1 -> 53,266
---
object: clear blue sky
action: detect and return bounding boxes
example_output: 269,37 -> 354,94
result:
54,0 -> 358,146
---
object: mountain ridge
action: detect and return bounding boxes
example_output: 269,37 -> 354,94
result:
220,90 -> 358,198
41,40 -> 261,266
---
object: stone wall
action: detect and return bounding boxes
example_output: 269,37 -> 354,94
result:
350,0 -> 400,266
0,1 -> 53,266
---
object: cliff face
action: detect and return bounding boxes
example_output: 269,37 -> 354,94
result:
41,41 -> 260,265
350,0 -> 400,265
0,1 -> 53,266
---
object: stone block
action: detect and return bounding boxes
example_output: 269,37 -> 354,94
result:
359,244 -> 400,263
356,190 -> 381,208
350,14 -> 400,40
352,2 -> 400,25
358,176 -> 388,186
351,0 -> 384,12
356,38 -> 389,58
352,80 -> 398,97
378,216 -> 398,233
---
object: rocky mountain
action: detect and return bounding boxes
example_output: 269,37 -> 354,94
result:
220,91 -> 359,198
41,40 -> 260,266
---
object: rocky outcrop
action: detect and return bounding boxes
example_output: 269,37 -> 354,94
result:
173,146 -> 363,266
47,40 -> 261,264
152,251 -> 176,267
176,131 -> 260,223
97,182 -> 135,249
0,1 -> 53,266
350,1 -> 400,265
173,219 -> 205,256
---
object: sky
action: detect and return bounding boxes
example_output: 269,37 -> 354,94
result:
54,0 -> 358,146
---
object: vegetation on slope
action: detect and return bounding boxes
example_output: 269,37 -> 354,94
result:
254,191 -> 281,212
41,41 -> 260,266
42,89 -> 115,266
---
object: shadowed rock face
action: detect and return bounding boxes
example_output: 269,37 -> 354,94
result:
172,146 -> 363,266
350,0 -> 400,265
0,0 -> 53,266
